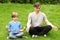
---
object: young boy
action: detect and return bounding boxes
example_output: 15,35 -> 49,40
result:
6,12 -> 24,39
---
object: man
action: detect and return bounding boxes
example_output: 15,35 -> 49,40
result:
26,2 -> 58,37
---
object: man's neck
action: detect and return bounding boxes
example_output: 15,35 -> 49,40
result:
35,11 -> 40,15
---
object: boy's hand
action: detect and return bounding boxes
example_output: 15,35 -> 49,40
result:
20,27 -> 26,32
52,26 -> 58,31
20,29 -> 23,32
6,25 -> 10,32
8,29 -> 10,32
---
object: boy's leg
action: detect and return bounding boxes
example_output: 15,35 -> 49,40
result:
15,32 -> 23,38
9,32 -> 16,39
39,25 -> 52,35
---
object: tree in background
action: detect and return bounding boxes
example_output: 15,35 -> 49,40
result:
0,0 -> 60,4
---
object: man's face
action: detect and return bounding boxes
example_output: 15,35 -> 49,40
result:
34,6 -> 40,12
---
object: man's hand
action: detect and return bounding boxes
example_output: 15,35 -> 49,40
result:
26,27 -> 29,32
52,26 -> 58,31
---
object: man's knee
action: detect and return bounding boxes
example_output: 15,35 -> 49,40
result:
29,27 -> 35,33
47,25 -> 52,30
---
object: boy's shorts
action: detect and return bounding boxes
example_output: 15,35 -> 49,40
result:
8,31 -> 23,38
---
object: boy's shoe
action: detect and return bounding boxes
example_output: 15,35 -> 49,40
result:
22,36 -> 28,38
7,36 -> 9,39
44,34 -> 47,37
7,36 -> 16,39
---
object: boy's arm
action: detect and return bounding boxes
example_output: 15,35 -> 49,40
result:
20,27 -> 26,31
19,23 -> 24,32
6,25 -> 10,32
6,22 -> 11,32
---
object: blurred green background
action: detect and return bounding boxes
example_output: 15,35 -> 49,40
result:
0,0 -> 60,40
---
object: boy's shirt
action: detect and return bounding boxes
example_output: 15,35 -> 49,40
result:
8,21 -> 22,33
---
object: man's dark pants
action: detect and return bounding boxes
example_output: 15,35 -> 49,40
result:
29,25 -> 52,36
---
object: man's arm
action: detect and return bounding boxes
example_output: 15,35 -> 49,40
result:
26,13 -> 32,32
44,14 -> 58,31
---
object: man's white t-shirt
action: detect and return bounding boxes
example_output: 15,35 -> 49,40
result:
27,12 -> 47,27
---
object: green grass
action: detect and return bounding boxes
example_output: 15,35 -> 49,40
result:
0,3 -> 60,40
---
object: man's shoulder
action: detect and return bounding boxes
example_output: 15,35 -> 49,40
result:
30,12 -> 35,14
40,12 -> 46,16
30,12 -> 45,15
29,12 -> 35,16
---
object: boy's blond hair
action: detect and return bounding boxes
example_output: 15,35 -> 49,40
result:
11,12 -> 18,18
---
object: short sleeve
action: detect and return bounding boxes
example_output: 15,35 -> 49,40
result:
27,13 -> 32,28
19,23 -> 22,29
43,13 -> 47,20
8,22 -> 11,29
28,13 -> 32,20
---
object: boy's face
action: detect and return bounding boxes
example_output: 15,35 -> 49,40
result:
13,16 -> 18,21
12,12 -> 18,21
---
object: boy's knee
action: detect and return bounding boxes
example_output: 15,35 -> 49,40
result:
17,32 -> 24,36
20,32 -> 24,35
9,34 -> 16,38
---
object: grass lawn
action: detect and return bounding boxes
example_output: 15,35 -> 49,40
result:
0,3 -> 60,40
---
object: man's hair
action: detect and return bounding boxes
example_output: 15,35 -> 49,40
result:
11,12 -> 18,18
34,2 -> 40,8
